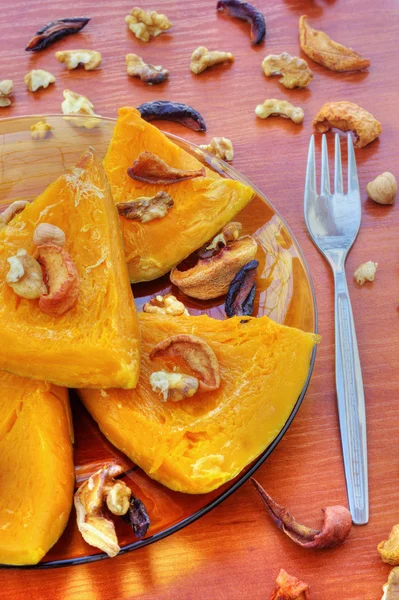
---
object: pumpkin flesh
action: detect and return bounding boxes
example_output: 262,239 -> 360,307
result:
80,314 -> 318,494
0,373 -> 73,565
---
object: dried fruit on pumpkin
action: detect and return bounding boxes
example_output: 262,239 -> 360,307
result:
299,15 -> 370,72
127,152 -> 205,184
137,100 -> 206,132
269,569 -> 311,600
26,17 -> 90,51
313,101 -> 381,148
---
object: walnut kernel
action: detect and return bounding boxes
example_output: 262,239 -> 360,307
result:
261,52 -> 313,89
255,99 -> 304,124
366,172 -> 397,205
354,261 -> 378,285
61,89 -> 94,116
150,371 -> 199,402
126,54 -> 169,84
125,7 -> 172,42
6,249 -> 47,299
190,46 -> 234,74
24,69 -> 55,92
30,120 -> 52,140
143,294 -> 189,316
55,49 -> 102,70
0,80 -> 13,107
199,137 -> 234,161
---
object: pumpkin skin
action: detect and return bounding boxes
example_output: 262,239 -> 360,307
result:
103,107 -> 254,282
0,373 -> 73,565
80,314 -> 318,494
0,148 -> 140,389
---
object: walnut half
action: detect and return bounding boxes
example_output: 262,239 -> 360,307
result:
0,80 -> 13,107
143,294 -> 189,316
56,49 -> 102,70
116,192 -> 174,222
199,137 -> 234,161
150,371 -> 199,402
125,7 -> 172,42
126,54 -> 169,84
261,52 -> 313,89
190,46 -> 234,75
24,69 -> 55,92
255,99 -> 304,124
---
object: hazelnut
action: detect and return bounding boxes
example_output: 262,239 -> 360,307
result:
33,223 -> 66,247
366,172 -> 397,205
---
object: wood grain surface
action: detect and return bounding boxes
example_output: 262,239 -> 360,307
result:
1,0 -> 398,598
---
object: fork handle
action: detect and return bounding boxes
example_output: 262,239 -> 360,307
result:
334,267 -> 368,525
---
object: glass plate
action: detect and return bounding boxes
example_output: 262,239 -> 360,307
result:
0,115 -> 317,568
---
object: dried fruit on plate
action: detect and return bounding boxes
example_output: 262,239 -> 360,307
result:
55,49 -> 102,70
24,69 -> 55,92
199,137 -> 234,161
256,99 -> 304,124
190,46 -> 234,74
313,101 -> 382,148
0,80 -> 13,107
127,152 -> 205,184
299,15 -> 370,72
0,148 -> 141,389
79,312 -> 320,494
261,52 -> 313,89
269,569 -> 311,600
25,17 -> 90,52
225,259 -> 258,317
126,54 -> 169,84
216,0 -> 266,45
125,7 -> 172,42
137,100 -> 206,131
0,373 -> 73,566
103,107 -> 254,283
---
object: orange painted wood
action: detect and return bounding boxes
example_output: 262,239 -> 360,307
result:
0,0 -> 398,598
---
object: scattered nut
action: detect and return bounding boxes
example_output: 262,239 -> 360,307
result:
6,249 -> 47,299
126,53 -> 169,84
268,569 -> 311,600
170,226 -> 257,300
378,524 -> 399,565
143,293 -> 189,316
30,120 -> 52,140
74,464 -> 131,558
299,15 -> 370,72
382,567 -> 399,600
33,223 -> 66,247
56,49 -> 102,70
25,17 -> 90,52
313,101 -> 382,148
24,69 -> 56,92
125,7 -> 172,42
127,152 -> 205,184
150,334 -> 221,392
61,88 -> 94,116
190,46 -> 234,75
117,191 -> 173,222
354,261 -> 378,285
37,244 -> 80,316
0,200 -> 29,229
255,99 -> 304,124
366,172 -> 397,205
150,370 -> 199,402
199,137 -> 234,161
261,52 -> 313,89
0,80 -> 13,107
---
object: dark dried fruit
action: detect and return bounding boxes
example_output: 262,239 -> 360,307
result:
116,192 -> 174,222
251,478 -> 352,549
216,0 -> 266,45
225,259 -> 258,317
137,101 -> 206,132
123,496 -> 150,540
25,18 -> 90,52
127,152 -> 205,184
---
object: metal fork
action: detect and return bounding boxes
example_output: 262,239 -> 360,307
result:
304,133 -> 368,525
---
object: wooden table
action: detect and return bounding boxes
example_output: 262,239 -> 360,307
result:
1,0 -> 398,598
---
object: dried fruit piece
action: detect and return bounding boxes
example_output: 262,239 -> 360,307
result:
299,15 -> 370,72
26,17 -> 90,52
382,567 -> 399,600
150,370 -> 199,402
353,261 -> 378,285
217,0 -> 266,45
256,99 -> 304,124
150,334 -> 221,392
171,231 -> 258,300
251,478 -> 352,549
126,54 -> 169,84
225,259 -> 258,317
269,569 -> 311,600
74,464 -> 132,558
33,223 -> 66,247
37,244 -> 80,316
0,201 -> 29,229
127,152 -> 205,184
55,49 -> 102,70
190,46 -> 234,74
313,101 -> 381,148
30,120 -> 52,140
123,496 -> 151,540
125,7 -> 172,42
199,137 -> 234,161
378,525 -> 399,565
117,191 -> 173,222
137,100 -> 207,132
0,80 -> 13,107
24,69 -> 55,92
261,52 -> 313,89
367,172 -> 397,205
143,294 -> 189,316
6,249 -> 47,299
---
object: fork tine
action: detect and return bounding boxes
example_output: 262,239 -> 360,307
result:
347,134 -> 360,194
334,133 -> 344,194
320,134 -> 330,195
304,135 -> 317,205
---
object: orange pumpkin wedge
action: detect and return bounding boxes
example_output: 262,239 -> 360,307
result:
80,313 -> 319,494
0,373 -> 73,565
0,148 -> 140,389
103,107 -> 254,282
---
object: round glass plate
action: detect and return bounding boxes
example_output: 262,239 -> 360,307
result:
0,115 -> 317,568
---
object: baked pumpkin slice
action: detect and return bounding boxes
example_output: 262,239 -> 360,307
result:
80,313 -> 319,494
0,373 -> 73,565
103,107 -> 254,282
0,148 -> 140,389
